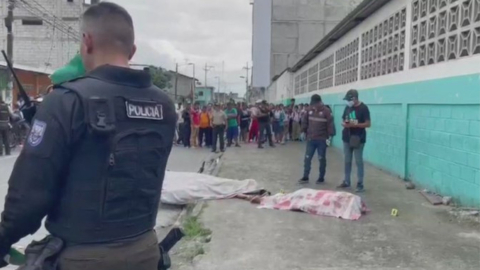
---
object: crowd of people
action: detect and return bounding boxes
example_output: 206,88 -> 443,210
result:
173,89 -> 371,193
173,98 -> 332,152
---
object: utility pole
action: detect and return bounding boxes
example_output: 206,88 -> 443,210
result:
243,62 -> 251,96
203,63 -> 214,87
174,63 -> 179,102
214,76 -> 220,103
5,0 -> 14,102
188,63 -> 195,103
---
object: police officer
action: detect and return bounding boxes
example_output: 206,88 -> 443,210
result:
0,2 -> 176,270
298,94 -> 334,184
0,97 -> 11,156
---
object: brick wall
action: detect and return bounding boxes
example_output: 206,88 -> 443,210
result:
407,105 -> 480,206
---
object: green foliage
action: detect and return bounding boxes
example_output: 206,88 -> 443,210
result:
149,66 -> 172,90
183,216 -> 212,240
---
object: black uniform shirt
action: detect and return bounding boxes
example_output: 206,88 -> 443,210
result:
341,103 -> 371,143
0,65 -> 162,254
0,87 -> 83,254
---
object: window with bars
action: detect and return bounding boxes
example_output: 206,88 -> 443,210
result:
335,38 -> 359,86
410,0 -> 480,69
361,7 -> 406,79
308,64 -> 319,92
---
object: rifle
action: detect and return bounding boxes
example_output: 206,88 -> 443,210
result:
1,50 -> 31,108
1,50 -> 36,124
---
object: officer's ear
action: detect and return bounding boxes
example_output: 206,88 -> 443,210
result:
82,33 -> 94,54
128,44 -> 137,60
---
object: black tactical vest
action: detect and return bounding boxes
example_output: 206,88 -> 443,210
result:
45,73 -> 176,244
0,103 -> 9,129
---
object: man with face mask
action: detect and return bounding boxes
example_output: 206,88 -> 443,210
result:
337,89 -> 371,192
0,2 -> 176,269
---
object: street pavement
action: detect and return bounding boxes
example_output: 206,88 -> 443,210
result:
191,142 -> 480,270
0,145 -> 210,267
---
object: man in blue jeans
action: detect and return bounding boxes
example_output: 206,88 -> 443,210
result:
338,89 -> 371,192
225,102 -> 240,147
298,94 -> 334,184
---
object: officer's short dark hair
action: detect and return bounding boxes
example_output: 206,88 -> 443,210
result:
82,2 -> 134,55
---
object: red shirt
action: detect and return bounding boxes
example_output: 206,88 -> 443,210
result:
191,109 -> 201,126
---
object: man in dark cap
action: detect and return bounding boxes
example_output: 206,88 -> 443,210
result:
298,94 -> 334,184
337,89 -> 371,192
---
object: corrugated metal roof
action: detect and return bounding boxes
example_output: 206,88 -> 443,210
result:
290,0 -> 392,73
0,61 -> 54,75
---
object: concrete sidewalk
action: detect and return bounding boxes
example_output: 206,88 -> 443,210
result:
191,142 -> 480,270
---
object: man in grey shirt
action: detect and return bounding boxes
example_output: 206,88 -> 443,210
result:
210,103 -> 227,153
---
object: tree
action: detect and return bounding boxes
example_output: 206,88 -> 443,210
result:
149,66 -> 172,90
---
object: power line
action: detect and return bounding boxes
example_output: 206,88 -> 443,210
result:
15,0 -> 81,41
44,21 -> 56,72
15,3 -> 79,42
23,0 -> 82,37
17,0 -> 81,40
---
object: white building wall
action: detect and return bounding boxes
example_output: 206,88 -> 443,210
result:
287,0 -> 480,101
252,0 -> 272,89
265,69 -> 293,103
275,70 -> 292,101
0,0 -> 85,70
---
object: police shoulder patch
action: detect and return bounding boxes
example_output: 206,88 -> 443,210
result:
28,119 -> 47,147
125,99 -> 163,120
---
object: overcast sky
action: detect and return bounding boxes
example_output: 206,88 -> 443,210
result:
110,0 -> 253,95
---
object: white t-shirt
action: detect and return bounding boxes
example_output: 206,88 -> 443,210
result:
176,108 -> 184,124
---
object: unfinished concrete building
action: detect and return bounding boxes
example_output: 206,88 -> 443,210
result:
250,0 -> 362,102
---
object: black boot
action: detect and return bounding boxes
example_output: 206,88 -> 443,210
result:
298,177 -> 309,184
316,178 -> 325,184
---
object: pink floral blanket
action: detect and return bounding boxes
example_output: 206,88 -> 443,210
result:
258,188 -> 369,220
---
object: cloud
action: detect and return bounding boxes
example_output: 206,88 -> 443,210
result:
111,0 -> 253,95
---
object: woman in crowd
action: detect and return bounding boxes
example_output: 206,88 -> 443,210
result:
272,104 -> 286,144
291,105 -> 301,141
248,101 -> 261,143
198,106 -> 212,147
239,103 -> 250,143
282,105 -> 290,144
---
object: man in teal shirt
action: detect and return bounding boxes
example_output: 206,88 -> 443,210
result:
225,102 -> 240,147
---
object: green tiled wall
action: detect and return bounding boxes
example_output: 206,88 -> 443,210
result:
289,73 -> 480,206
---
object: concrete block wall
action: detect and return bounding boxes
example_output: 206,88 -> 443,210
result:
0,0 -> 84,69
365,104 -> 405,176
330,103 -> 405,177
407,104 -> 480,206
266,0 -> 480,206
292,73 -> 480,207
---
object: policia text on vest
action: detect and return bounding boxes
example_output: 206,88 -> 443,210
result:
0,65 -> 177,269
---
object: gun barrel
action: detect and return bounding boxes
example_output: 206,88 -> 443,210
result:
1,50 -> 32,108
